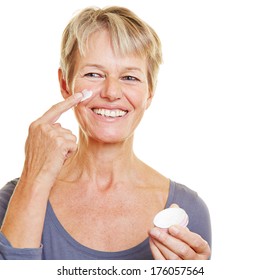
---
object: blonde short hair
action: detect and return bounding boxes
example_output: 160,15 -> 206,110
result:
60,6 -> 162,93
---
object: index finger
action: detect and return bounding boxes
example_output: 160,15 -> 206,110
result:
39,92 -> 83,124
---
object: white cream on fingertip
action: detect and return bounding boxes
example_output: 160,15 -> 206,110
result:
74,89 -> 93,102
80,89 -> 93,101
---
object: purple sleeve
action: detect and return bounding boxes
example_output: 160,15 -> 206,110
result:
171,182 -> 212,250
0,232 -> 43,260
0,179 -> 43,260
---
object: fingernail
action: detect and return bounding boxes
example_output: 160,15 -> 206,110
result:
74,92 -> 83,100
169,225 -> 180,235
170,203 -> 179,208
81,89 -> 93,101
150,228 -> 161,238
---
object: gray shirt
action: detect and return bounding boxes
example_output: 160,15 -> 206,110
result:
0,179 -> 211,260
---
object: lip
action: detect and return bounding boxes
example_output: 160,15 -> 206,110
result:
88,105 -> 130,122
90,104 -> 130,111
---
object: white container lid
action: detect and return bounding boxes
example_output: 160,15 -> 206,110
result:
153,207 -> 189,229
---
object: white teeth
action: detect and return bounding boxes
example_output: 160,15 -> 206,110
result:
93,108 -> 127,118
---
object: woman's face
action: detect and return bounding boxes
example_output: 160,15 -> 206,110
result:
71,29 -> 152,144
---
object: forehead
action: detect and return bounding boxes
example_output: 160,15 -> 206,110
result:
76,29 -> 148,73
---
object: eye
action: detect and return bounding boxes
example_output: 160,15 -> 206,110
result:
122,76 -> 140,82
84,73 -> 104,78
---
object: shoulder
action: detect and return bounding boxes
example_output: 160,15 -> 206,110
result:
0,178 -> 19,225
171,181 -> 199,202
167,181 -> 203,209
169,181 -> 212,248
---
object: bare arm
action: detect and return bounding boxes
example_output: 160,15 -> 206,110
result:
0,92 -> 84,248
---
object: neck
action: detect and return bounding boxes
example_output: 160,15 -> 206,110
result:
59,131 -> 141,189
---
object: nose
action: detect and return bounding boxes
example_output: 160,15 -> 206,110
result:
101,77 -> 122,101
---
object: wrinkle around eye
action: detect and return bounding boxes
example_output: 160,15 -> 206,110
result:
84,73 -> 104,78
121,76 -> 141,82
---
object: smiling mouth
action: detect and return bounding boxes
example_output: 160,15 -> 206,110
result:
92,108 -> 128,118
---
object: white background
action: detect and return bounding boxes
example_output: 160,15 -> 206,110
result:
0,0 -> 259,276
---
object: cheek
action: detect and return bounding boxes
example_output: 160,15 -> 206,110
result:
126,86 -> 150,109
73,79 -> 95,95
134,96 -> 151,113
73,105 -> 88,128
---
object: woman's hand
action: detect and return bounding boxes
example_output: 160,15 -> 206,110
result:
149,225 -> 211,260
0,93 -> 84,248
22,92 -> 84,187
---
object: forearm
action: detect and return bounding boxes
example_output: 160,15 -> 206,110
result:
0,177 -> 51,248
0,93 -> 83,249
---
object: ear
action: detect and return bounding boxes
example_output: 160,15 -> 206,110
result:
145,90 -> 154,110
58,68 -> 70,99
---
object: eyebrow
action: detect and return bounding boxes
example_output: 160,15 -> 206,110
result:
124,67 -> 145,73
81,63 -> 145,74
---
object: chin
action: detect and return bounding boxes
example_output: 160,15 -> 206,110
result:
88,130 -> 133,145
94,135 -> 131,145
79,123 -> 135,145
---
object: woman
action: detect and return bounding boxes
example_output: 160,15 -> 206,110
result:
0,6 -> 211,260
